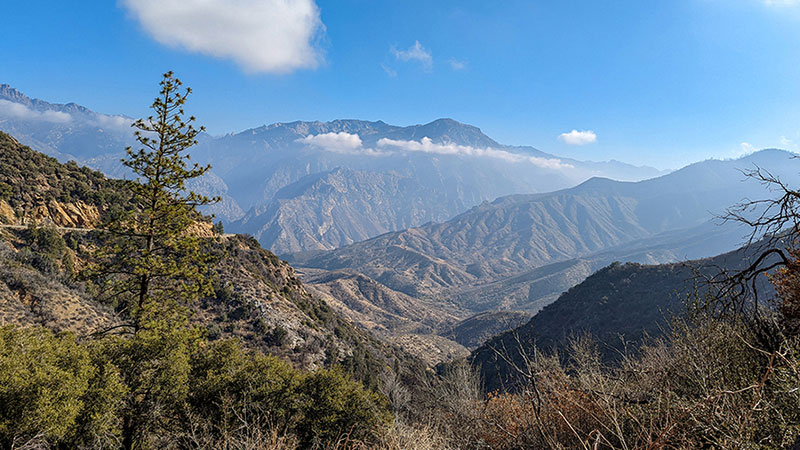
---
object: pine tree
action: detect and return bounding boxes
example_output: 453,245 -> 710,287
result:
85,72 -> 219,449
90,71 -> 218,331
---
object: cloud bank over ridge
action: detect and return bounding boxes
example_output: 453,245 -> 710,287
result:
298,133 -> 572,169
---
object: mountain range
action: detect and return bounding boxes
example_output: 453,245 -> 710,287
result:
4,83 -> 799,365
291,149 -> 796,297
0,84 -> 663,255
284,150 -> 798,360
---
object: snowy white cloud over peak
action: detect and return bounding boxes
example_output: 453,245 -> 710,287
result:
298,132 -> 363,153
558,129 -> 597,146
377,137 -> 572,169
0,100 -> 72,124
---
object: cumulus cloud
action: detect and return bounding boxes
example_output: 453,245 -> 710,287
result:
298,132 -> 362,152
0,100 -> 72,123
94,114 -> 132,131
121,0 -> 325,74
448,58 -> 467,71
377,137 -> 572,169
391,41 -> 433,69
558,129 -> 597,146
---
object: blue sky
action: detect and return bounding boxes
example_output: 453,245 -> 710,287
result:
3,0 -> 800,169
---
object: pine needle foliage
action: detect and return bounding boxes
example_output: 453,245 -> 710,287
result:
87,71 -> 219,331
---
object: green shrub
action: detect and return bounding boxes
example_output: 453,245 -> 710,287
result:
0,326 -> 93,447
189,339 -> 300,433
0,182 -> 11,201
294,368 -> 392,448
188,339 -> 392,448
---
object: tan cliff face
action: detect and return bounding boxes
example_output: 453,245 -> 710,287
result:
27,199 -> 101,228
0,198 -> 102,228
186,220 -> 215,238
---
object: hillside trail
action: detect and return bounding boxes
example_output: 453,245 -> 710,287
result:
0,223 -> 235,238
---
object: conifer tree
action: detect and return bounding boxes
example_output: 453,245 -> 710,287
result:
84,72 -> 219,448
90,71 -> 218,331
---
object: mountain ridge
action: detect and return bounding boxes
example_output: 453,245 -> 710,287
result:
1,83 -> 667,254
470,237 -> 783,391
287,149 -> 797,325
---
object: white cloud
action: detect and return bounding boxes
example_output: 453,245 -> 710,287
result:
377,137 -> 573,169
121,0 -> 325,74
298,132 -> 362,152
297,133 -> 573,169
558,129 -> 597,146
391,41 -> 433,69
738,142 -> 756,157
448,58 -> 467,71
93,114 -> 132,131
0,100 -> 72,123
297,132 -> 386,156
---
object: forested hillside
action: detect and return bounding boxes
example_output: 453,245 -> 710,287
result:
0,132 -> 126,226
0,129 -> 420,377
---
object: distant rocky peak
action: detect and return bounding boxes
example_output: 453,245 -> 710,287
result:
386,118 -> 501,148
241,118 -> 501,149
0,84 -> 32,105
0,83 -> 94,115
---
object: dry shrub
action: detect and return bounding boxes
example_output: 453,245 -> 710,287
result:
379,423 -> 452,450
408,316 -> 800,450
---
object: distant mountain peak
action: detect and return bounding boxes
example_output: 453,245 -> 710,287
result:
0,83 -> 96,116
0,83 -> 34,106
424,117 -> 468,127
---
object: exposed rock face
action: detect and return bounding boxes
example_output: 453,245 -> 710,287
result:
0,131 -> 118,228
28,200 -> 101,228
